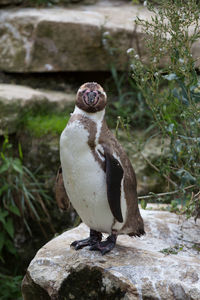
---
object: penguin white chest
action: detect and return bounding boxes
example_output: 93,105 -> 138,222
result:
60,119 -> 114,233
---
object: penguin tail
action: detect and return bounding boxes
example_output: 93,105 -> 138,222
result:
128,228 -> 145,237
55,166 -> 70,210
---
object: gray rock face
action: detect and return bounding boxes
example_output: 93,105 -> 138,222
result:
0,83 -> 74,135
0,2 -> 199,72
0,2 -> 137,72
0,1 -> 199,73
22,208 -> 200,300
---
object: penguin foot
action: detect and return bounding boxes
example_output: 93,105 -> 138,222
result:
70,229 -> 102,250
89,234 -> 117,255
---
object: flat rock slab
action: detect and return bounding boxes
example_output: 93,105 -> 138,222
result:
0,83 -> 74,134
0,83 -> 74,106
22,209 -> 200,300
1,1 -> 199,72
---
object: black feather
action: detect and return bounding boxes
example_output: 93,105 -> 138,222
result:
105,152 -> 124,223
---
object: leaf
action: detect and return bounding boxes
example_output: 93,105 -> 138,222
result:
140,199 -> 147,210
4,218 -> 14,239
18,143 -> 23,161
166,123 -> 174,133
0,210 -> 9,225
176,169 -> 196,185
12,158 -> 23,174
4,238 -> 16,255
177,81 -> 189,105
174,139 -> 182,153
0,232 -> 5,253
7,205 -> 21,217
172,88 -> 180,100
0,184 -> 9,196
163,73 -> 178,81
0,160 -> 10,174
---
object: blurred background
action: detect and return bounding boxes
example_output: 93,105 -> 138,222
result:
0,0 -> 199,298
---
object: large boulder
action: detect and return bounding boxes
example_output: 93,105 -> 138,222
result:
0,2 -> 139,72
22,208 -> 200,299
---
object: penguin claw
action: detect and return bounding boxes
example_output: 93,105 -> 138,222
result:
89,234 -> 117,255
71,238 -> 91,250
70,230 -> 102,251
89,241 -> 115,255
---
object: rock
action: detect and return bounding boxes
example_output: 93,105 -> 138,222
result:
22,208 -> 200,299
0,2 -> 137,72
0,1 -> 199,73
0,83 -> 74,135
0,0 -> 22,6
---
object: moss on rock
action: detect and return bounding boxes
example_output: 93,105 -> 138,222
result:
23,112 -> 70,137
58,266 -> 126,300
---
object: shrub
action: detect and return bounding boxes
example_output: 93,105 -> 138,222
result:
128,0 -> 200,218
0,136 -> 55,256
0,274 -> 22,300
0,136 -> 56,299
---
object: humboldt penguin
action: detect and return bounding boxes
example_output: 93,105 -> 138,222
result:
58,82 -> 145,255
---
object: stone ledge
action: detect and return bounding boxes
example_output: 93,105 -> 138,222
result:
0,83 -> 75,135
22,209 -> 200,300
0,83 -> 75,107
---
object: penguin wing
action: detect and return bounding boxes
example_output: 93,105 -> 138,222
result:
105,151 -> 124,223
55,166 -> 70,210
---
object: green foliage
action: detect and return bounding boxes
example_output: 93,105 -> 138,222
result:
103,68 -> 152,129
0,208 -> 17,263
0,274 -> 22,300
140,199 -> 147,209
160,244 -> 184,255
128,0 -> 200,218
0,136 -> 54,242
101,30 -> 153,129
0,136 -> 57,298
25,113 -> 69,137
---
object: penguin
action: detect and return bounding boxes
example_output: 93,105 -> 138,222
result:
58,82 -> 145,255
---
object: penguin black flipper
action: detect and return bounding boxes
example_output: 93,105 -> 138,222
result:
105,152 -> 124,223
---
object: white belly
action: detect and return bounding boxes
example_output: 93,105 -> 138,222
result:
60,120 -> 114,233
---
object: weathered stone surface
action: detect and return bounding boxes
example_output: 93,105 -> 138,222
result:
22,209 -> 200,300
0,83 -> 74,135
0,2 -> 135,72
0,1 -> 199,73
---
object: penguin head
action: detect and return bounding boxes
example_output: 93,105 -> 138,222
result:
76,82 -> 107,113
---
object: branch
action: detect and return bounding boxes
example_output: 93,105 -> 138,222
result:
138,184 -> 196,200
140,151 -> 178,188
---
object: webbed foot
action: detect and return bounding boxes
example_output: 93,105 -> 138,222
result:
70,229 -> 102,250
89,234 -> 117,255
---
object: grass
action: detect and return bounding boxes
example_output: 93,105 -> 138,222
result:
24,113 -> 70,137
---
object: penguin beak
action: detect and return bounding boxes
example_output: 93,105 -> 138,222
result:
87,91 -> 97,105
